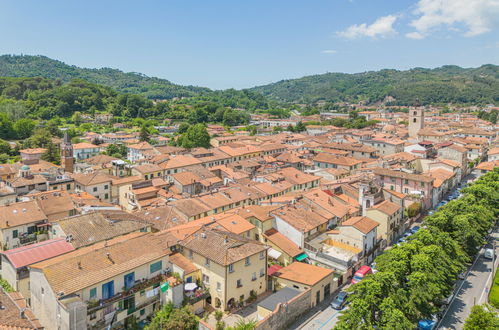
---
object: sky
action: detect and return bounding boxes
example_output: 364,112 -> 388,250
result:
0,0 -> 498,89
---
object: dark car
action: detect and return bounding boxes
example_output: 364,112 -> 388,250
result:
331,291 -> 349,310
410,226 -> 421,234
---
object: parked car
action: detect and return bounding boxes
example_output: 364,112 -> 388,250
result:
331,291 -> 349,310
352,266 -> 373,284
418,316 -> 438,330
411,226 -> 421,234
484,248 -> 494,260
457,271 -> 466,280
428,210 -> 435,216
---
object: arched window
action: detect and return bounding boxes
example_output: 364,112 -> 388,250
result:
413,118 -> 417,123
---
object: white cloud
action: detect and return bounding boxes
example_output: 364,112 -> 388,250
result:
407,0 -> 499,39
321,50 -> 338,54
337,15 -> 398,39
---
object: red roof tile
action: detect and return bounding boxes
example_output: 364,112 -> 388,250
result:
2,238 -> 75,269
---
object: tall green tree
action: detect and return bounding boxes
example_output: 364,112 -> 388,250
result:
464,305 -> 499,330
139,125 -> 151,142
14,118 -> 37,139
178,124 -> 210,149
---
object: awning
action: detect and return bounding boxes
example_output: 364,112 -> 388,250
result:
295,253 -> 308,262
268,248 -> 282,260
184,283 -> 198,291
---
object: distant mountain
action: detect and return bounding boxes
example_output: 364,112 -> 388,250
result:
250,65 -> 499,105
0,55 -> 210,99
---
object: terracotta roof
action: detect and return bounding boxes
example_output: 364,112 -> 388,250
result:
128,141 -> 153,150
72,172 -> 112,186
1,238 -> 75,269
370,200 -> 400,215
30,231 -> 175,295
84,154 -> 118,165
0,288 -> 43,329
19,148 -> 46,155
341,216 -> 379,234
313,154 -> 363,166
373,168 -> 434,183
264,228 -> 302,257
169,252 -> 198,275
73,142 -> 100,150
0,201 -> 47,229
180,227 -> 267,266
55,211 -> 149,248
27,190 -> 75,219
476,160 -> 499,171
133,163 -> 163,174
273,262 -> 333,286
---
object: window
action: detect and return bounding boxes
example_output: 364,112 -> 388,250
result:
13,230 -> 18,239
421,182 -> 425,187
237,279 -> 243,288
228,264 -> 234,273
252,272 -> 256,281
404,179 -> 409,184
217,282 -> 221,292
260,268 -> 265,277
124,272 -> 135,290
90,312 -> 97,320
188,250 -> 193,259
104,185 -> 109,190
66,184 -> 71,190
145,175 -> 149,180
150,261 -> 162,273
259,251 -> 265,260
245,257 -> 251,266
205,258 -> 210,267
140,308 -> 145,316
404,188 -> 409,194
203,274 -> 210,284
390,185 -> 394,190
104,193 -> 109,200
89,287 -> 97,300
93,187 -> 97,192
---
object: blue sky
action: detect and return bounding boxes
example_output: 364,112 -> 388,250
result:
0,0 -> 498,89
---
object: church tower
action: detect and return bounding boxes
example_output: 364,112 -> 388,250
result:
61,130 -> 74,173
408,107 -> 424,139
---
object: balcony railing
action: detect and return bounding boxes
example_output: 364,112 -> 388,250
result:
184,287 -> 210,305
87,274 -> 167,314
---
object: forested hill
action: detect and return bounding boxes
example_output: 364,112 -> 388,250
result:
0,55 -> 210,99
250,65 -> 499,105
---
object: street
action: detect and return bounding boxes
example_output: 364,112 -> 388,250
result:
438,229 -> 499,329
289,290 -> 345,330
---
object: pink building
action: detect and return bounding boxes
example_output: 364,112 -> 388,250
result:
373,168 -> 434,209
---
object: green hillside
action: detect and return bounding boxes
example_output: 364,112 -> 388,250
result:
250,65 -> 499,105
0,55 -> 209,99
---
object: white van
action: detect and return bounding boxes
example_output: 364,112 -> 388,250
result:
484,248 -> 494,260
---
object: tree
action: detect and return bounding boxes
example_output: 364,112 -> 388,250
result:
226,319 -> 257,330
0,139 -> 11,155
295,121 -> 306,132
178,124 -> 210,149
106,144 -> 127,158
272,126 -> 283,133
139,125 -> 150,142
464,305 -> 499,330
286,124 -> 295,132
146,303 -> 198,330
14,118 -> 37,139
178,122 -> 190,134
41,140 -> 60,165
0,113 -> 14,139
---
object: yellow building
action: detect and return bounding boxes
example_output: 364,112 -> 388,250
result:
180,227 -> 268,310
272,262 -> 336,308
366,200 -> 403,244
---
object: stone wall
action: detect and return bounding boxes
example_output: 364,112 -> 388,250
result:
255,289 -> 312,330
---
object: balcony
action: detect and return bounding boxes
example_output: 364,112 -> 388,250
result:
87,274 -> 168,314
184,286 -> 210,305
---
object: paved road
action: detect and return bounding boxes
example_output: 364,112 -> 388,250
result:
438,229 -> 499,329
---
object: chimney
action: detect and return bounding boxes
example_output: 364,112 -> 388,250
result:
106,252 -> 114,264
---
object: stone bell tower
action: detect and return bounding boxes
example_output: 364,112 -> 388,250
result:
61,130 -> 74,173
408,100 -> 424,139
